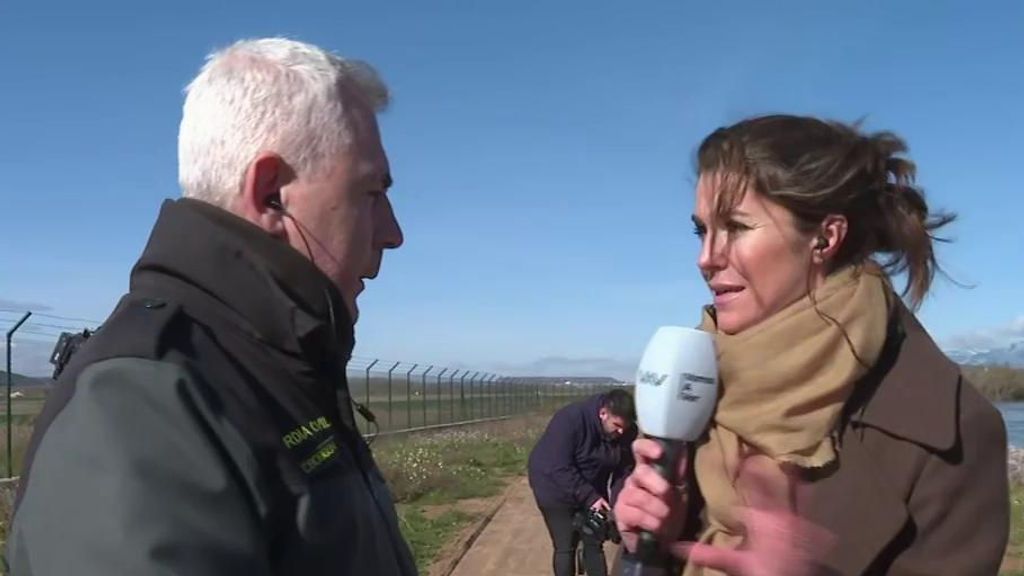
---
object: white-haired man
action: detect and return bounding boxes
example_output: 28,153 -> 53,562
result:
7,37 -> 416,575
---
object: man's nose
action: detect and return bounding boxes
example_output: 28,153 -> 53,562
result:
379,196 -> 403,249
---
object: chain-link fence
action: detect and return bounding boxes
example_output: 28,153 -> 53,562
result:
344,357 -> 618,436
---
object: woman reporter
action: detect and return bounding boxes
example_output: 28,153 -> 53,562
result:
614,115 -> 1009,575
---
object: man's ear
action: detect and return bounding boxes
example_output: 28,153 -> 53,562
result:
238,152 -> 292,236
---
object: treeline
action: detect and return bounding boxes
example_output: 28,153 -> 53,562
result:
961,364 -> 1024,402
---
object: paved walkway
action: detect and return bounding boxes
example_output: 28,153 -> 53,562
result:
451,477 -> 620,576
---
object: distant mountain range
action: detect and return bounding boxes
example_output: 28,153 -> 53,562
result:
0,370 -> 50,388
944,340 -> 1024,368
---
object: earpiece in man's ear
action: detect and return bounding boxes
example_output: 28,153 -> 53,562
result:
266,194 -> 284,212
815,236 -> 829,251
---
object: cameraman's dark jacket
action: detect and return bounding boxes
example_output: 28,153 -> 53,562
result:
528,393 -> 636,510
7,199 -> 418,576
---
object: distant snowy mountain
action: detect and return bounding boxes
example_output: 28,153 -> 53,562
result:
945,339 -> 1024,368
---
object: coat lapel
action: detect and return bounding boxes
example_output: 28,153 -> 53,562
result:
798,301 -> 960,574
798,432 -> 909,574
851,304 -> 959,452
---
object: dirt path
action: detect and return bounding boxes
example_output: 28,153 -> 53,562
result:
440,477 -> 1020,575
446,476 -> 619,576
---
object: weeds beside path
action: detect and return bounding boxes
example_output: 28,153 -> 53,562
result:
373,414 -> 551,574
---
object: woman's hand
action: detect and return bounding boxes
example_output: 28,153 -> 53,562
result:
615,445 -> 834,576
678,455 -> 834,576
613,438 -> 691,552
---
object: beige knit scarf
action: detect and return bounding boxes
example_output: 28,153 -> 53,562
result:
682,265 -> 891,576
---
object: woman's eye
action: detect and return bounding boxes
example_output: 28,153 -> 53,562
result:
725,220 -> 751,234
692,225 -> 706,238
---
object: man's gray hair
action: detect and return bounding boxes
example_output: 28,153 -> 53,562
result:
178,37 -> 389,206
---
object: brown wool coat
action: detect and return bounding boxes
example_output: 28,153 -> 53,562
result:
613,304 -> 1010,575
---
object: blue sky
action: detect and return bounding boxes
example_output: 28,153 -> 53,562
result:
2,1 -> 1022,378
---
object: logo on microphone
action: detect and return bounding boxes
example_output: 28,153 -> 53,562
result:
682,372 -> 715,385
637,370 -> 668,386
678,373 -> 715,402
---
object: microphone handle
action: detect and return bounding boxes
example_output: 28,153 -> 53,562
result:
636,436 -> 687,564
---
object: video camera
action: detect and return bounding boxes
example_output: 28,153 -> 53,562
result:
573,507 -> 621,544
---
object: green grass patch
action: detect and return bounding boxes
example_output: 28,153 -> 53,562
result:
374,423 -> 541,506
396,505 -> 474,568
373,417 -> 549,574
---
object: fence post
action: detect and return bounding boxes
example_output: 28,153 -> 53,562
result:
405,364 -> 418,429
479,373 -> 490,419
497,375 -> 505,414
504,376 -> 511,416
386,361 -> 400,431
421,366 -> 434,428
447,369 -> 460,424
488,373 -> 494,417
460,371 -> 469,421
434,367 -> 448,427
6,311 -> 31,478
488,374 -> 497,418
364,359 -> 379,432
469,372 -> 480,420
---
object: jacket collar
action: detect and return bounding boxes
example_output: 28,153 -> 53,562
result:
846,299 -> 959,452
802,301 -> 960,574
129,198 -> 355,370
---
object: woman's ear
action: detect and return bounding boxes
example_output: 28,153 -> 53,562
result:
812,214 -> 848,263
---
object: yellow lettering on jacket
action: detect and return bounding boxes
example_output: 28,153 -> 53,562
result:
281,417 -> 333,449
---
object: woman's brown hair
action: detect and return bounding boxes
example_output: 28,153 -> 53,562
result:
696,114 -> 955,310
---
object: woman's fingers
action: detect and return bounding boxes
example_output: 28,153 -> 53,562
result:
614,437 -> 694,553
615,501 -> 672,535
616,480 -> 673,523
627,462 -> 674,501
632,438 -> 664,464
633,437 -> 690,486
614,468 -> 690,550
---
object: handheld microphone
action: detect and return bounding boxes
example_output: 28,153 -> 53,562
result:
631,326 -> 718,565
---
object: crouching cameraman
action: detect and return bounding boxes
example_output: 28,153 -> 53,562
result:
528,390 -> 637,576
